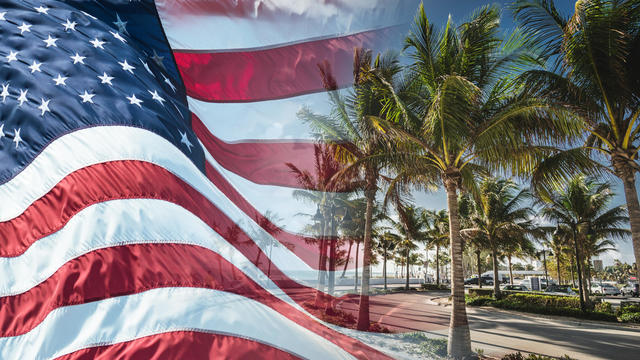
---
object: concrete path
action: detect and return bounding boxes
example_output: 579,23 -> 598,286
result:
336,292 -> 640,359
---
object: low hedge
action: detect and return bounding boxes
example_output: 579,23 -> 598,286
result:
619,312 -> 640,323
466,293 -> 618,322
617,302 -> 640,316
467,288 -> 494,297
421,283 -> 450,291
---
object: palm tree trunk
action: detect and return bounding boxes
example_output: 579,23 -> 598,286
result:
444,180 -> 472,358
328,209 -> 337,296
492,248 -> 500,298
406,249 -> 411,290
356,167 -> 376,331
508,255 -> 514,285
354,241 -> 360,292
570,254 -> 576,287
424,248 -> 430,283
476,250 -> 482,289
341,240 -> 353,278
618,169 -> 640,283
572,232 -> 586,312
436,245 -> 441,286
556,255 -> 562,285
383,252 -> 388,290
315,215 -> 327,308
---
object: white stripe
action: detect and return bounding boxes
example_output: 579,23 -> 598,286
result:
0,199 -> 318,297
0,287 -> 355,360
0,126 -> 351,274
188,94 -> 330,142
156,0 -> 419,50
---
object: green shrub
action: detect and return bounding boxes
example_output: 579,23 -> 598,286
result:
620,312 -> 640,323
594,301 -> 613,314
501,352 -> 576,360
421,283 -> 449,291
466,296 -> 495,306
617,303 -> 640,316
468,288 -> 494,297
489,294 -> 617,322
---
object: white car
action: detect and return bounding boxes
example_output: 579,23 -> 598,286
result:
591,283 -> 621,296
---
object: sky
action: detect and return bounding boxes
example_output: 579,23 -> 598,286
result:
409,1 -> 636,266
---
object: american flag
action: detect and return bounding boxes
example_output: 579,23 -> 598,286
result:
0,0 -> 418,358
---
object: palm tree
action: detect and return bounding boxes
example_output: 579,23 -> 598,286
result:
513,0 -> 640,283
538,176 -> 630,310
390,205 -> 426,290
367,4 -> 581,356
503,236 -> 537,285
377,231 -> 400,290
424,209 -> 450,286
462,178 -> 536,298
298,50 -> 403,330
545,226 -> 571,285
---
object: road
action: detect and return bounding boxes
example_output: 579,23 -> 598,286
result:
335,292 -> 640,359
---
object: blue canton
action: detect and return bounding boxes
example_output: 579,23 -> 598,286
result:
0,0 -> 205,184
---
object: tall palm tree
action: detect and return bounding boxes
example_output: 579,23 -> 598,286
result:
462,178 -> 536,298
424,209 -> 450,286
390,205 -> 426,290
513,0 -> 640,282
377,231 -> 400,290
538,176 -> 629,310
368,4 -> 581,356
298,50 -> 403,330
545,226 -> 572,285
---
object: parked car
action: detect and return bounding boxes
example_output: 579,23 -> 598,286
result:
621,282 -> 639,297
591,283 -> 621,296
545,285 -> 577,296
503,284 -> 529,291
464,276 -> 494,286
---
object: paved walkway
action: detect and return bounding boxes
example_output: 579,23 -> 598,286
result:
336,292 -> 640,359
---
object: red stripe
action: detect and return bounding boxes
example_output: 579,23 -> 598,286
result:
0,160 -> 362,320
1,243 -> 389,360
174,28 -> 393,102
55,331 -> 300,360
192,113 -> 351,190
0,161 -> 342,269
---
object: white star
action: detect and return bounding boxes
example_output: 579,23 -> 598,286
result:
43,34 -> 58,47
70,53 -> 86,64
140,59 -> 153,75
148,90 -> 165,105
126,94 -> 143,107
110,31 -> 126,43
119,59 -> 135,73
162,74 -> 176,92
113,13 -> 128,34
13,128 -> 22,149
98,72 -> 114,85
79,91 -> 95,104
28,60 -> 42,73
62,19 -> 77,31
38,98 -> 51,116
0,84 -> 8,102
35,6 -> 49,14
0,12 -> 6,21
17,89 -> 28,106
0,124 -> 4,140
151,50 -> 165,70
53,74 -> 68,86
5,50 -> 17,63
18,22 -> 32,34
90,38 -> 105,49
179,130 -> 193,152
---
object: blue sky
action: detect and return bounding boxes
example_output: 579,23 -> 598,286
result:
410,1 -> 635,266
